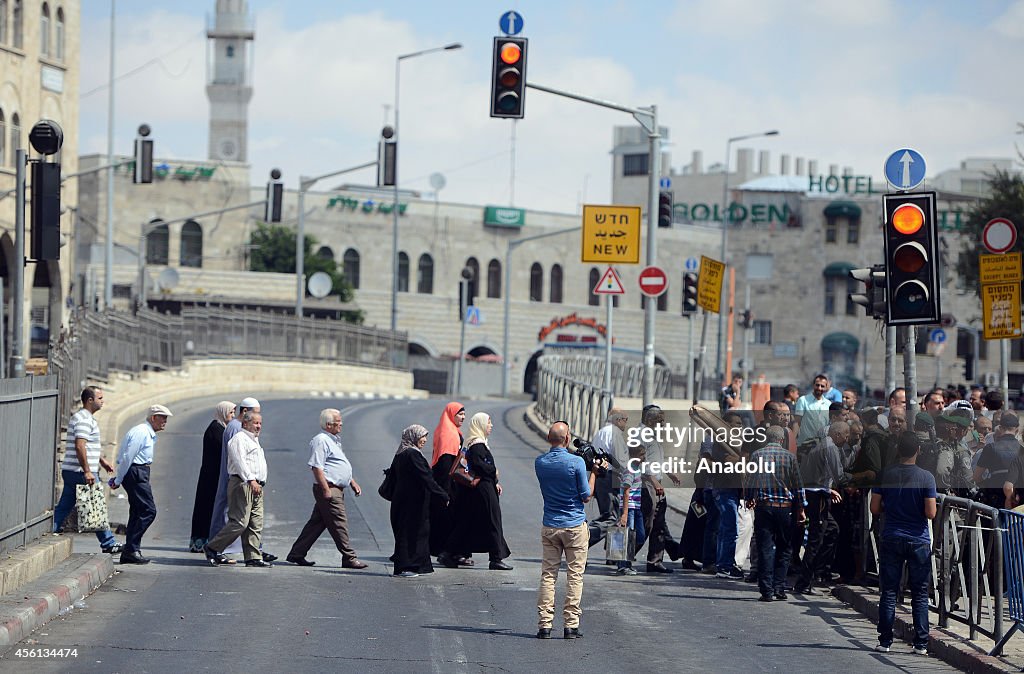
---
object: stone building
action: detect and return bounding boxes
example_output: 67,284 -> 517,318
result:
0,0 -> 79,366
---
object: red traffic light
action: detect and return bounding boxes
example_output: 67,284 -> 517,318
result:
891,203 -> 924,235
499,42 -> 522,65
490,36 -> 527,120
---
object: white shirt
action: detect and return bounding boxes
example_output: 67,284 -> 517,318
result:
227,429 -> 267,483
592,422 -> 628,473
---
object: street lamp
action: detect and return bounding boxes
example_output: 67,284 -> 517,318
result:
714,129 -> 778,386
391,42 -> 462,333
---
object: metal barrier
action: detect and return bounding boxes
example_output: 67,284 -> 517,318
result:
0,376 -> 58,555
864,493 -> 1006,649
538,354 -> 672,399
46,306 -> 408,425
991,508 -> 1024,656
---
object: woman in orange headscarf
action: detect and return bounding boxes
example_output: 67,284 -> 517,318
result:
429,402 -> 467,561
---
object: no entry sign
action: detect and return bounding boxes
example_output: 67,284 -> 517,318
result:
638,266 -> 668,298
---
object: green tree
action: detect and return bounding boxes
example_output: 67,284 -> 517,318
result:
249,222 -> 363,323
955,169 -> 1024,295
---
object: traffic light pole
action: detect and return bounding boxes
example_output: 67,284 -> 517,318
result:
904,327 -> 919,427
9,149 -> 25,377
525,81 -> 660,406
885,326 -> 896,400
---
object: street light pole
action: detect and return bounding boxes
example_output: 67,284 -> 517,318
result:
715,129 -> 778,385
391,42 -> 462,334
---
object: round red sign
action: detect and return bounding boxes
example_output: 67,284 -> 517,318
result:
638,266 -> 668,297
983,218 -> 1017,254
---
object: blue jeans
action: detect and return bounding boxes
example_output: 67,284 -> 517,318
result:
53,470 -> 117,549
754,505 -> 793,596
702,488 -> 720,567
714,489 -> 740,571
878,537 -> 931,649
618,509 -> 647,569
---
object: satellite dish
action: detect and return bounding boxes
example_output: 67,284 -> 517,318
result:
429,173 -> 447,191
156,268 -> 179,292
307,271 -> 332,299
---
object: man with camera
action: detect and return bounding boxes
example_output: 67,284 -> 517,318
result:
535,421 -> 604,640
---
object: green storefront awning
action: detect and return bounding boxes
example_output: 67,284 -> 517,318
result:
822,261 -> 855,277
821,332 -> 860,353
823,200 -> 862,218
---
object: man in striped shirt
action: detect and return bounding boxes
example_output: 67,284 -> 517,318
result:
745,426 -> 806,602
205,411 -> 271,568
53,386 -> 122,554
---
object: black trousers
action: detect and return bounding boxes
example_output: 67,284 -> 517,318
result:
123,464 -> 157,554
798,491 -> 839,588
641,487 -> 674,564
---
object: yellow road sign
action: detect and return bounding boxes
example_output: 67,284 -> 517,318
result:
697,255 -> 725,313
581,205 -> 642,264
979,252 -> 1022,285
981,282 -> 1022,340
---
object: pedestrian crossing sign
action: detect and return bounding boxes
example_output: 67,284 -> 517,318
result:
593,267 -> 625,295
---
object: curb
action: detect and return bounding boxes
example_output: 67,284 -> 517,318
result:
832,585 -> 1019,673
0,554 -> 115,648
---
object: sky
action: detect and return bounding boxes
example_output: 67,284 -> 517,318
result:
78,0 -> 1024,215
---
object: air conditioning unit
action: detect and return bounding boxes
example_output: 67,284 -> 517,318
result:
983,372 -> 998,387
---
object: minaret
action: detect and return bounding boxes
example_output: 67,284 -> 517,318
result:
206,0 -> 254,162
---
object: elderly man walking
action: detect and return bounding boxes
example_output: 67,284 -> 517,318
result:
286,409 -> 367,569
112,404 -> 173,564
206,411 -> 271,568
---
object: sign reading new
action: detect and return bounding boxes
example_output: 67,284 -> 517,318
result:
580,205 -> 641,264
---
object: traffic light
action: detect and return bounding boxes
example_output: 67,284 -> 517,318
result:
265,168 -> 283,223
30,162 -> 61,260
848,264 -> 887,319
738,309 -> 753,329
883,192 -> 940,325
658,190 -> 673,228
682,272 -> 698,314
490,36 -> 527,119
133,125 -> 153,184
378,126 -> 396,187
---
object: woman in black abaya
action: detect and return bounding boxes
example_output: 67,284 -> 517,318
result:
389,424 -> 449,577
189,401 -> 235,552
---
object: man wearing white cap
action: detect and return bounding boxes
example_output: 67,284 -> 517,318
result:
112,404 -> 172,564
209,397 -> 277,562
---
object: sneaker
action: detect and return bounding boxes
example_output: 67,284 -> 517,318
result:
101,543 -> 124,555
716,567 -> 744,579
874,644 -> 890,653
397,571 -> 419,578
616,567 -> 638,576
913,646 -> 927,655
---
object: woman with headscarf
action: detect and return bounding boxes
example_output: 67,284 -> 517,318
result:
430,402 -> 467,562
388,425 -> 449,577
444,412 -> 512,570
189,401 -> 235,552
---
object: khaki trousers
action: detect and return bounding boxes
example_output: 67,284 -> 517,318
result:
537,522 -> 590,629
288,485 -> 358,561
206,476 -> 264,561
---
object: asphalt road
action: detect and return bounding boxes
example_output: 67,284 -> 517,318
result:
2,396 -> 959,673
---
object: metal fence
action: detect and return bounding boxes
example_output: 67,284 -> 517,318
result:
0,376 -> 58,555
47,306 -> 408,425
863,493 -> 1006,650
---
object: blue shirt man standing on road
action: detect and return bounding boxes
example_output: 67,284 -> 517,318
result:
534,421 -> 598,640
870,431 -> 937,655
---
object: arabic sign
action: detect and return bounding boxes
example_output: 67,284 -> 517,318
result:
483,206 -> 526,227
537,313 -> 607,342
697,255 -> 725,313
581,205 -> 641,264
981,282 -> 1022,340
979,252 -> 1022,285
326,196 -> 408,215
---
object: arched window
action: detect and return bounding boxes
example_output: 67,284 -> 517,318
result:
316,245 -> 333,260
0,1 -> 8,44
343,248 -> 360,289
487,259 -> 501,298
10,112 -> 20,166
11,0 -> 21,49
464,257 -> 479,301
529,263 -> 543,302
39,3 -> 48,57
179,220 -> 202,268
145,220 -> 169,265
55,7 -> 63,60
417,253 -> 433,294
398,252 -> 409,292
588,268 -> 600,306
549,264 -> 563,303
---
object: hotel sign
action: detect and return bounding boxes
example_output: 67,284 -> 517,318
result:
484,206 -> 526,228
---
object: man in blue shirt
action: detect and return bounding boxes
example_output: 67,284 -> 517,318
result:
870,431 -> 938,655
535,421 -> 598,640
112,404 -> 172,564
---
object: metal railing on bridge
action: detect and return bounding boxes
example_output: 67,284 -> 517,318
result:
534,354 -> 671,441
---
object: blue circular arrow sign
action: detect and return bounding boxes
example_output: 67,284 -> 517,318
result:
884,148 -> 926,191
499,11 -> 524,36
